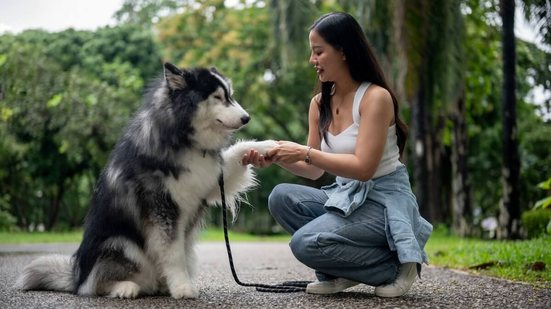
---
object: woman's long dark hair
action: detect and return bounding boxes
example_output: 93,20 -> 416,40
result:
311,12 -> 408,156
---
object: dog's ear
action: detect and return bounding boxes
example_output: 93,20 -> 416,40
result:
164,62 -> 188,90
209,66 -> 233,95
210,66 -> 221,75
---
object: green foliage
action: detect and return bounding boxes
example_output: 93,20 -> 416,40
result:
534,177 -> 551,210
0,195 -> 17,231
521,208 -> 551,238
0,25 -> 162,230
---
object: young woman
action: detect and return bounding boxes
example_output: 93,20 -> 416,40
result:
242,12 -> 432,297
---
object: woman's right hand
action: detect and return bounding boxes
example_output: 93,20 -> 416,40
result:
241,149 -> 273,168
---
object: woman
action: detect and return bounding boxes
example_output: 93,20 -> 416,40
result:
242,12 -> 432,297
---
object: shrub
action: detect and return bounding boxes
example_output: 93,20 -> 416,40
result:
0,195 -> 17,231
521,208 -> 551,239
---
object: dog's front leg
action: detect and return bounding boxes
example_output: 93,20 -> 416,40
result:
162,241 -> 199,299
206,140 -> 277,210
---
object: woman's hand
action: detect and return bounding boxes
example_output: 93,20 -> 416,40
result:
241,149 -> 273,168
266,141 -> 309,164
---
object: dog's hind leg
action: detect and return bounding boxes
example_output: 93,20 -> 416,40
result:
80,237 -> 156,298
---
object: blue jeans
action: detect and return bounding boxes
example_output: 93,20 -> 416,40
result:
268,183 -> 399,286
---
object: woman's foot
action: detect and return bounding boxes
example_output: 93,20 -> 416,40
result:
306,278 -> 359,294
374,262 -> 417,297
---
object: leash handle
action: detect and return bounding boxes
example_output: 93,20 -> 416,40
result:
218,172 -> 309,293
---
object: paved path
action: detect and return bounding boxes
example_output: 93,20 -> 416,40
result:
1,242 -> 549,308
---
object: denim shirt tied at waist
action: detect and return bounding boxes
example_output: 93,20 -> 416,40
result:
321,165 -> 433,266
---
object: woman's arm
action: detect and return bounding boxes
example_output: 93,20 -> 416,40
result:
241,96 -> 325,180
268,85 -> 394,181
272,96 -> 325,180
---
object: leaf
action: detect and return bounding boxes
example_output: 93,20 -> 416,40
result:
46,94 -> 63,109
469,260 -> 500,270
534,196 -> 551,209
527,261 -> 546,272
1,108 -> 13,121
0,54 -> 6,67
537,177 -> 551,190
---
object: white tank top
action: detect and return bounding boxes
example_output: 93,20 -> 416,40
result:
320,82 -> 403,179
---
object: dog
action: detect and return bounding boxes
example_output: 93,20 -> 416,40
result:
15,63 -> 277,299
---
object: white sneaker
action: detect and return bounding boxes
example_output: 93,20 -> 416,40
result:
374,262 -> 417,297
306,278 -> 359,294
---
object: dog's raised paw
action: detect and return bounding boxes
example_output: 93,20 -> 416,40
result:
170,283 -> 199,299
253,140 -> 278,154
109,281 -> 140,299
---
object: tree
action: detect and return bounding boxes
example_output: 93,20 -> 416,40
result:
498,0 -> 521,239
0,26 -> 162,230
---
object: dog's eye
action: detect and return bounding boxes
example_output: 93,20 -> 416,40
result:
214,95 -> 224,101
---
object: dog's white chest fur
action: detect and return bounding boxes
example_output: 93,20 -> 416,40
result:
165,149 -> 220,209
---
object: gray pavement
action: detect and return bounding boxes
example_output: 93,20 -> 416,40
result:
0,242 -> 549,308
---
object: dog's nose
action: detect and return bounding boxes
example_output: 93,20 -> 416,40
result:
241,115 -> 250,125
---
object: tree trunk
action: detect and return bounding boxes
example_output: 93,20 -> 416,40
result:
46,184 -> 65,231
497,0 -> 521,239
412,69 -> 431,220
451,95 -> 471,236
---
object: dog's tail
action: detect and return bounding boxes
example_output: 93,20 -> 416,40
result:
15,254 -> 74,292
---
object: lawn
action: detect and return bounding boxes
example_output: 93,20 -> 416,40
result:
0,228 -> 290,244
425,228 -> 550,287
1,227 -> 549,287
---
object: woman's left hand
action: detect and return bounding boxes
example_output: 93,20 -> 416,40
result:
266,141 -> 308,164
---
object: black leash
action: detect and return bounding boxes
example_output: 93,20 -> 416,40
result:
218,172 -> 311,293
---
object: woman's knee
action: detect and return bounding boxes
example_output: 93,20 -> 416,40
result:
289,230 -> 319,265
268,183 -> 293,216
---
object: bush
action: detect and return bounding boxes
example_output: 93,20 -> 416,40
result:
521,208 -> 551,239
0,195 -> 17,231
0,210 -> 16,231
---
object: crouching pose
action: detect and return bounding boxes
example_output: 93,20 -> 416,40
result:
243,12 -> 432,297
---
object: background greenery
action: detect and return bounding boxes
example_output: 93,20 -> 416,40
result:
0,0 -> 549,243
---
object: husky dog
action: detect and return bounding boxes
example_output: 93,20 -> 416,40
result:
15,63 -> 277,299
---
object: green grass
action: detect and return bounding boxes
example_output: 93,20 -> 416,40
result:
0,230 -> 83,244
1,228 -> 548,287
425,229 -> 551,288
0,228 -> 290,244
199,228 -> 290,242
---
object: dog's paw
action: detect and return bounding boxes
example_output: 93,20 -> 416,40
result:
109,281 -> 140,299
252,140 -> 278,154
170,283 -> 199,299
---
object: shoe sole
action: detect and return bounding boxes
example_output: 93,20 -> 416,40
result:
306,282 -> 359,295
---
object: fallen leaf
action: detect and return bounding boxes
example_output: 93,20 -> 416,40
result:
469,261 -> 498,270
527,261 -> 545,272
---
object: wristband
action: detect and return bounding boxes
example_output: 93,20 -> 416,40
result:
304,146 -> 312,165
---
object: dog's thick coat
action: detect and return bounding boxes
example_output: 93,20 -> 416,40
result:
15,63 -> 276,299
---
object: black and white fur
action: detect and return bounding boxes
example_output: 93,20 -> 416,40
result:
15,63 -> 277,299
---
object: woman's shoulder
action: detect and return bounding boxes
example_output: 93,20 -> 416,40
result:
310,92 -> 322,107
364,84 -> 392,102
359,84 -> 394,121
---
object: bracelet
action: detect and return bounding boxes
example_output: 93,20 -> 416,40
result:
304,146 -> 312,165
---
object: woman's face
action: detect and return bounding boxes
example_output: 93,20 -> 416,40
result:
308,30 -> 346,82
